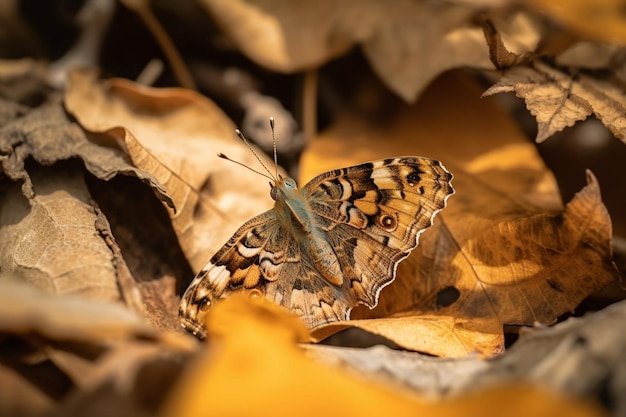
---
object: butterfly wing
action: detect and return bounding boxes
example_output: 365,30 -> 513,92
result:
179,210 -> 287,336
179,212 -> 354,333
301,156 -> 454,311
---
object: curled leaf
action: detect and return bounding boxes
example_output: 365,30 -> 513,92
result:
198,0 -> 540,101
64,69 -> 278,272
483,44 -> 626,143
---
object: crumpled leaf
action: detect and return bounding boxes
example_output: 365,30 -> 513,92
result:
162,294 -> 605,417
0,279 -> 194,349
198,0 -> 540,101
0,60 -> 172,206
483,41 -> 626,143
64,69 -> 278,272
0,279 -> 196,416
302,71 -> 618,357
0,164 -> 123,303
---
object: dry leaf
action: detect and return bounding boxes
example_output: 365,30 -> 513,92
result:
64,69 -> 278,272
198,0 -> 539,101
162,294 -> 605,417
0,61 -> 171,206
315,315 -> 502,358
0,364 -> 54,417
0,165 -> 123,302
302,71 -> 618,357
0,279 -> 193,348
483,42 -> 626,143
53,342 -> 185,417
0,279 -> 195,416
308,297 -> 626,411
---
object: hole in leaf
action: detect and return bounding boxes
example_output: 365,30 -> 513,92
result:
436,286 -> 460,308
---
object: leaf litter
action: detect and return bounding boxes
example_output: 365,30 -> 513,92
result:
1,1 -> 625,416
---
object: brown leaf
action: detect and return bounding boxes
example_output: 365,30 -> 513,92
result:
481,17 -> 532,69
0,279 -> 194,348
198,0 -> 540,101
64,69 -> 278,272
483,44 -> 626,143
53,343 -> 184,417
0,164 -> 123,302
0,279 -> 195,416
0,62 -> 171,206
0,364 -> 54,417
303,71 -> 618,357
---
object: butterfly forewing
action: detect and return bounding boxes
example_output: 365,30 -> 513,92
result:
305,157 -> 453,253
179,156 -> 453,335
302,157 -> 453,308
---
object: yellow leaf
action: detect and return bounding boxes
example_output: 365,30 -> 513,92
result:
162,295 -> 426,417
524,0 -> 626,45
162,294 -> 605,417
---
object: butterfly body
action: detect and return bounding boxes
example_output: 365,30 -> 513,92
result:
180,156 -> 453,337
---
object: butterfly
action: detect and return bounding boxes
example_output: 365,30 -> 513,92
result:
179,122 -> 454,338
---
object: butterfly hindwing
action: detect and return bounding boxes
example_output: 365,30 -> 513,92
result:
178,210 -> 289,335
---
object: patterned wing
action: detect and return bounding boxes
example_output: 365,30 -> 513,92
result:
179,210 -> 292,337
179,214 -> 355,332
301,156 -> 454,311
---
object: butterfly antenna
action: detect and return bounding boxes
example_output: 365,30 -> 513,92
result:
234,127 -> 277,181
269,117 -> 279,179
217,153 -> 274,182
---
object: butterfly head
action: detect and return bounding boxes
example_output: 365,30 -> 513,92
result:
270,176 -> 298,201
